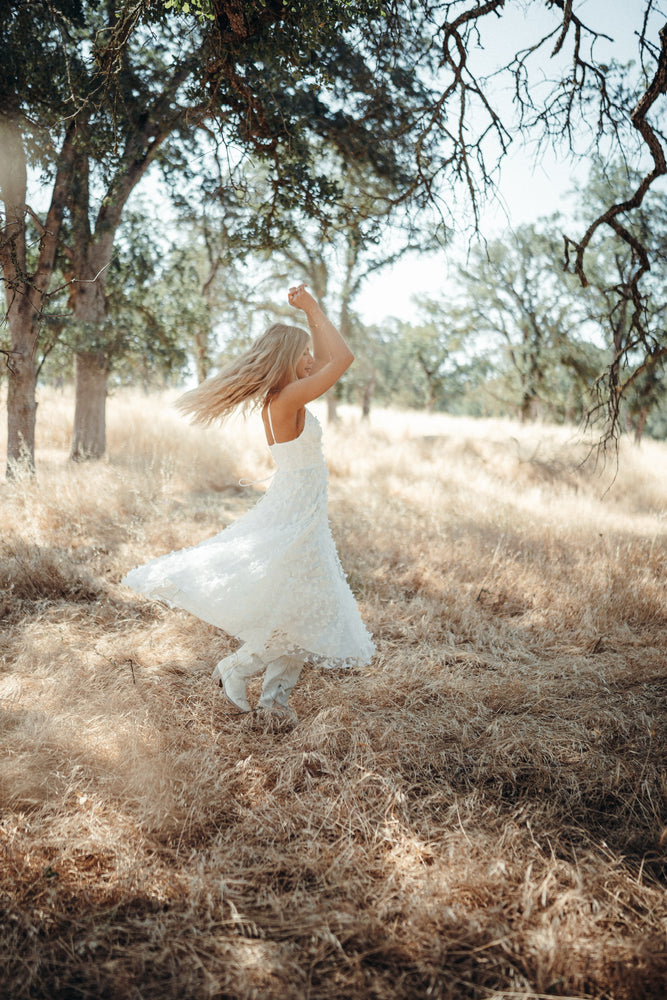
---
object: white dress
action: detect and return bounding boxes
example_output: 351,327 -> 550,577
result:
122,408 -> 375,669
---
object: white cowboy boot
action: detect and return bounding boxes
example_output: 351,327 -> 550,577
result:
212,650 -> 263,713
258,655 -> 304,717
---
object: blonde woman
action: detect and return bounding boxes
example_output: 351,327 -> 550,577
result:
122,285 -> 375,718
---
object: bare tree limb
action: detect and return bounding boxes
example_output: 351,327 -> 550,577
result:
562,22 -> 667,443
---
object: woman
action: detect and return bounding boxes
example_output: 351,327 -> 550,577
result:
122,284 -> 375,717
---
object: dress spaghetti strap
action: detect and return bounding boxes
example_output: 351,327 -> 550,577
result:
267,402 -> 277,445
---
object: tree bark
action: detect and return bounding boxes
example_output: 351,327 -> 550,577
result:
632,407 -> 648,444
1,118 -> 35,474
193,329 -> 212,383
66,105 -> 175,459
519,390 -> 542,422
1,117 -> 73,474
6,338 -> 38,474
71,350 -> 108,460
329,290 -> 354,425
69,245 -> 110,461
361,372 -> 376,419
326,390 -> 339,423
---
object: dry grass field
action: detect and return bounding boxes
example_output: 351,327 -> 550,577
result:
1,388 -> 666,1000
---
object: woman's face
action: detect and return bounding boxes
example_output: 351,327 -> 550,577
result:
295,344 -> 313,379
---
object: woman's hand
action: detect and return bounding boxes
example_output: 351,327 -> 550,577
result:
288,284 -> 317,313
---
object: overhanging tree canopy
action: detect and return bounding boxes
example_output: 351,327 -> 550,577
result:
0,0 -> 440,469
2,0 -> 666,471
187,0 -> 667,439
72,0 -> 667,436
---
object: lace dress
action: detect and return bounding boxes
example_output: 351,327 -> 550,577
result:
122,408 -> 375,669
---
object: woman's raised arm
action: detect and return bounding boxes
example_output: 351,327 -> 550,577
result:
278,285 -> 354,409
289,285 -> 351,375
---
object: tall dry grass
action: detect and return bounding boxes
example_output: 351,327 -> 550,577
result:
1,388 -> 666,1000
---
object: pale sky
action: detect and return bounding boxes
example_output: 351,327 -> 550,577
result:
355,0 -> 662,324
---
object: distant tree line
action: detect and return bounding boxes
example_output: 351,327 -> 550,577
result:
36,157 -> 667,442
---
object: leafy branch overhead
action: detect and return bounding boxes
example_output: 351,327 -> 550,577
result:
1,0 -> 667,471
151,1 -> 667,430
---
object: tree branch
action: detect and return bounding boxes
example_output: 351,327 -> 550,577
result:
564,23 -> 667,443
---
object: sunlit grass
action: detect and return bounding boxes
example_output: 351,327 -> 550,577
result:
1,387 -> 666,999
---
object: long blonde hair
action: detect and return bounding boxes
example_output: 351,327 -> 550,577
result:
176,323 -> 310,426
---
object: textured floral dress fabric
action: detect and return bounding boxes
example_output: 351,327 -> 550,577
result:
122,409 -> 375,668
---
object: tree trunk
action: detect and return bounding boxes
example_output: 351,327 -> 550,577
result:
326,390 -> 339,423
6,339 -> 38,475
519,389 -> 536,423
70,351 -> 108,461
426,378 -> 436,412
194,329 -> 212,383
1,118 -> 37,474
361,372 -> 376,419
69,280 -> 111,460
67,116 -> 168,460
1,118 -> 73,475
633,407 -> 648,445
